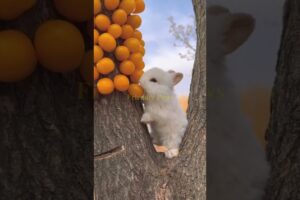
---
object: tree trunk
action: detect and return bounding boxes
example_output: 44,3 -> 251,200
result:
0,1 -> 93,199
265,0 -> 300,199
94,0 -> 206,199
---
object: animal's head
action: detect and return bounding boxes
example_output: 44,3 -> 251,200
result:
140,67 -> 183,96
207,5 -> 255,61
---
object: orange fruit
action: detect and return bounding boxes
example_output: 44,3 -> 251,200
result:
94,0 -> 101,15
95,14 -> 111,31
139,45 -> 145,55
108,24 -> 122,39
135,61 -> 145,70
119,60 -> 135,75
128,84 -> 144,98
54,0 -> 92,22
124,38 -> 140,53
115,46 -> 130,61
94,67 -> 99,81
79,50 -> 93,85
132,30 -> 142,40
34,20 -> 84,72
93,29 -> 99,44
130,70 -> 143,83
114,74 -> 130,91
140,39 -> 145,46
134,0 -> 145,13
94,45 -> 103,63
120,24 -> 134,39
97,78 -> 114,95
119,0 -> 136,14
98,33 -> 117,52
96,57 -> 115,74
0,0 -> 37,20
104,0 -> 120,10
129,53 -> 143,66
127,15 -> 142,29
0,30 -> 37,82
112,9 -> 128,25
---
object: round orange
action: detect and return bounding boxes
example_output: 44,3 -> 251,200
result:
0,30 -> 37,82
128,84 -> 144,98
108,24 -> 122,39
119,60 -> 135,75
139,45 -> 145,55
114,74 -> 130,91
124,38 -> 140,53
0,0 -> 37,20
34,20 -> 84,73
96,57 -> 115,75
97,78 -> 114,95
120,24 -> 134,39
98,33 -> 117,52
132,30 -> 142,40
119,0 -> 136,14
95,14 -> 111,31
94,67 -> 99,81
79,50 -> 93,85
104,0 -> 120,10
94,0 -> 101,15
94,45 -> 103,63
93,29 -> 99,44
134,0 -> 145,14
112,9 -> 128,25
129,53 -> 143,65
130,70 -> 144,83
140,39 -> 145,46
135,61 -> 145,70
127,15 -> 142,29
54,0 -> 93,22
115,46 -> 130,61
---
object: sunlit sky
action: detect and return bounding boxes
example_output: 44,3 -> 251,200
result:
140,0 -> 196,96
139,0 -> 284,96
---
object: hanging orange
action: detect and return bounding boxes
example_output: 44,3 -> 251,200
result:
0,0 -> 37,20
108,24 -> 123,39
97,78 -> 114,95
112,9 -> 128,25
98,33 -> 117,52
133,0 -> 145,14
104,0 -> 120,10
95,14 -> 111,31
127,15 -> 142,29
0,30 -> 37,82
119,0 -> 136,14
54,0 -> 93,22
115,46 -> 130,61
119,60 -> 135,75
128,84 -> 144,98
120,25 -> 134,39
96,57 -> 115,75
114,74 -> 130,91
34,20 -> 85,73
124,38 -> 140,53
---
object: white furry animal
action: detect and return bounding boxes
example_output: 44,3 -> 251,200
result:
139,68 -> 188,158
207,5 -> 270,200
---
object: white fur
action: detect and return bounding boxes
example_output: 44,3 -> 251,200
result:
207,6 -> 270,200
140,68 -> 188,159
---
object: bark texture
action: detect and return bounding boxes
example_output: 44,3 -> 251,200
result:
265,0 -> 300,199
0,1 -> 93,199
94,0 -> 206,199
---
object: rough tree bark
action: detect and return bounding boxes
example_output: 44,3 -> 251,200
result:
265,0 -> 300,199
94,0 -> 206,199
0,1 -> 93,199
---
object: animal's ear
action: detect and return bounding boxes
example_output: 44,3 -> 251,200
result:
173,73 -> 183,85
224,13 -> 255,54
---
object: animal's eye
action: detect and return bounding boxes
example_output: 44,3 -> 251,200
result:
150,78 -> 157,83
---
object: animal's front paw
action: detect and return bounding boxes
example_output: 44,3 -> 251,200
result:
141,113 -> 153,123
165,148 -> 179,158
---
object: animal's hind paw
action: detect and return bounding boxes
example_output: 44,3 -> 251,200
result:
165,148 -> 179,158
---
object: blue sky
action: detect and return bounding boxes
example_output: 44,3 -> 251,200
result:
139,0 -> 196,96
139,0 -> 284,95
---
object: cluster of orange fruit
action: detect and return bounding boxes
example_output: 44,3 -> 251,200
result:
0,0 -> 92,83
94,0 -> 145,98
